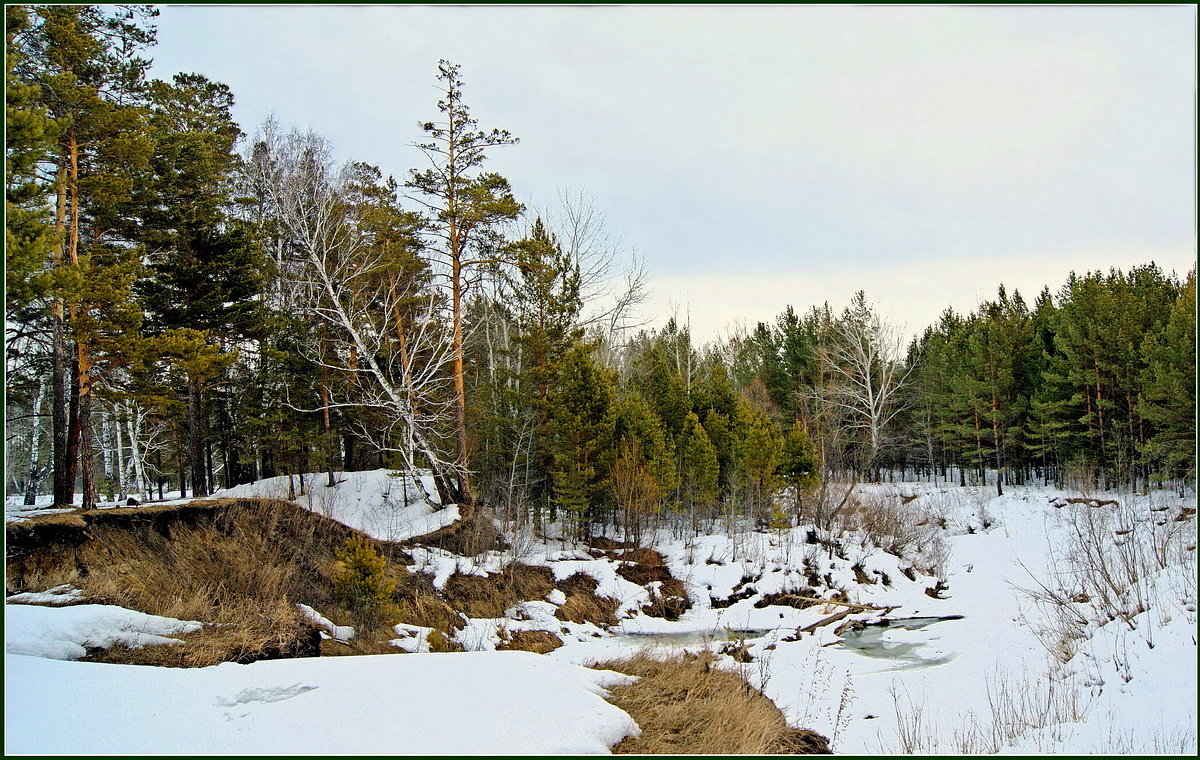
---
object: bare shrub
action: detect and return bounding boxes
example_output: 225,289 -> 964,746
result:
949,665 -> 1087,753
842,491 -> 949,576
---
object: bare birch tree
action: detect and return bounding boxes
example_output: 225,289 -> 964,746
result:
248,124 -> 460,505
811,291 -> 914,478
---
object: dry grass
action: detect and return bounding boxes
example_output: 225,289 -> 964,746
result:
555,572 -> 620,626
440,563 -> 555,619
592,652 -> 830,755
496,629 -> 563,654
5,498 -> 428,666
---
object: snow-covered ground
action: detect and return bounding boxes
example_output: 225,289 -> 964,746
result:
6,473 -> 1195,754
5,469 -> 458,543
544,483 -> 1197,754
209,469 -> 458,542
4,651 -> 638,754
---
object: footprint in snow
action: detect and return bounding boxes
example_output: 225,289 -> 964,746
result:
215,683 -> 317,707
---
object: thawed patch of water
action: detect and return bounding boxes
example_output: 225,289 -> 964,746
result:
835,615 -> 963,672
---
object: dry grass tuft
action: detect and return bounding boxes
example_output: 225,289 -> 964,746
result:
440,563 -> 556,619
394,574 -> 466,633
593,652 -> 830,754
554,572 -> 619,626
5,498 -> 426,665
496,629 -> 563,654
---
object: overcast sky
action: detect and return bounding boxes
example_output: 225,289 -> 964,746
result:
149,4 -> 1196,343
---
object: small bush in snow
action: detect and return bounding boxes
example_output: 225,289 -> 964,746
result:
332,536 -> 402,630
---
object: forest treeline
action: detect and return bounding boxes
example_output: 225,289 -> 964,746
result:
5,6 -> 1195,537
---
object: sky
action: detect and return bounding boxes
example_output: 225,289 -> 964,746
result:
148,4 -> 1196,343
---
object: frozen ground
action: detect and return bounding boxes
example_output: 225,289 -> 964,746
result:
6,475 -> 1195,754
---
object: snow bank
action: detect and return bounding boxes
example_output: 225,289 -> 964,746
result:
295,604 -> 354,642
6,584 -> 85,606
5,603 -> 202,660
209,469 -> 459,541
4,651 -> 640,754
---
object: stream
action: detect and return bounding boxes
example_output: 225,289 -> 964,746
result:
607,615 -> 964,671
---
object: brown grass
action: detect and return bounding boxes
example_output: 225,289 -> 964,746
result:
592,652 -> 830,754
554,572 -> 619,626
440,563 -> 556,619
5,498 -> 429,666
496,629 -> 563,654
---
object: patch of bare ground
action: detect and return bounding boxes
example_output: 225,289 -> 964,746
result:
611,548 -> 692,621
554,572 -> 620,626
592,652 -> 831,755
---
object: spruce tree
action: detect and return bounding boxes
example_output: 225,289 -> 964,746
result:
676,410 -> 719,529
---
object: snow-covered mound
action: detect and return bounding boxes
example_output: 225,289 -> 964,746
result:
4,651 -> 639,754
5,603 -> 202,660
210,469 -> 459,542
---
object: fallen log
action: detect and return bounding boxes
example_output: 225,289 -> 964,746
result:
1062,497 -> 1119,507
778,595 -> 893,611
800,609 -> 853,634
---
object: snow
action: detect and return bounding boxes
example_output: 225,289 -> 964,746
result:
6,472 -> 1193,755
295,604 -> 354,642
6,584 -> 85,606
5,603 -> 202,660
209,469 -> 459,541
390,623 -> 437,653
4,651 -> 639,754
407,545 -> 509,589
536,483 -> 1195,754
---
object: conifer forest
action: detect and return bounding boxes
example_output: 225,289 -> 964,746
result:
4,6 -> 1196,755
6,6 -> 1193,527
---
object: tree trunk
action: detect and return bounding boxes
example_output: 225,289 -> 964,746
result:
111,409 -> 125,500
177,434 -> 188,499
64,351 -> 81,507
450,254 -> 474,504
321,381 -> 336,488
79,374 -> 96,511
23,379 -> 47,505
63,134 -> 84,508
51,163 -> 69,507
187,376 -> 208,497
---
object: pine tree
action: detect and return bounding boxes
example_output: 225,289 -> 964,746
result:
676,410 -> 719,528
136,72 -> 265,496
732,404 -> 782,523
546,342 -> 616,537
407,59 -> 523,505
1138,269 -> 1196,483
13,4 -> 159,508
779,419 -> 821,518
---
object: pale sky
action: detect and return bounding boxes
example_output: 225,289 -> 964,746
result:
149,4 -> 1196,342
